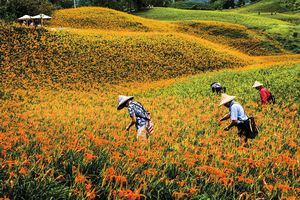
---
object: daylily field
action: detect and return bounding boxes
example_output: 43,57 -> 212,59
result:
0,6 -> 299,200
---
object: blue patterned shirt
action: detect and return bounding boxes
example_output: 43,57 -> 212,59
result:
128,101 -> 149,129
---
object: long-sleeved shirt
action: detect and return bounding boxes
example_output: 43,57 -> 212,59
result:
229,101 -> 248,124
259,87 -> 271,104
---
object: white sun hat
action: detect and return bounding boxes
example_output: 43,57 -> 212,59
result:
219,93 -> 236,106
252,81 -> 263,88
117,95 -> 134,110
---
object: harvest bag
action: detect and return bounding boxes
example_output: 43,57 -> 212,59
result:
267,94 -> 276,104
132,102 -> 154,135
146,116 -> 154,135
247,117 -> 259,139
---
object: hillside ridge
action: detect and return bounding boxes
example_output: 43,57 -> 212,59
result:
50,7 -> 288,56
1,6 -> 299,89
236,0 -> 298,13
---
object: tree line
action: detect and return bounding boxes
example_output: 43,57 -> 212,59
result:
173,0 -> 299,10
50,0 -> 177,10
0,0 -> 178,20
0,0 -> 298,20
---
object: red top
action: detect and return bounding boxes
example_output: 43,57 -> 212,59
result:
259,87 -> 271,104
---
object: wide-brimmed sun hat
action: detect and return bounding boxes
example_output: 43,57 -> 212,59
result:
219,93 -> 235,106
117,95 -> 134,110
252,81 -> 263,88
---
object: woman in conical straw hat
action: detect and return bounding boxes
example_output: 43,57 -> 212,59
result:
219,94 -> 250,147
117,95 -> 151,141
252,81 -> 275,105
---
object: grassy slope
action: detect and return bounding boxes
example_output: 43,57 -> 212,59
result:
254,12 -> 300,24
136,7 -> 300,53
50,7 -> 174,32
0,23 -> 248,89
174,20 -> 285,55
236,0 -> 300,24
51,7 -> 288,56
236,0 -> 290,13
2,7 -> 300,90
147,63 -> 300,103
136,7 -> 291,27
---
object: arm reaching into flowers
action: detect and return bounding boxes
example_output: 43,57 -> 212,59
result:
224,120 -> 238,131
126,115 -> 136,131
220,113 -> 230,122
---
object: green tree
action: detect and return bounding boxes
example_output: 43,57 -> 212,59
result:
236,0 -> 246,7
150,0 -> 173,6
1,0 -> 54,19
210,0 -> 235,9
280,0 -> 300,11
50,0 -> 74,8
223,0 -> 235,8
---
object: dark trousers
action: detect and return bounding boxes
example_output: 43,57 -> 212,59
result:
237,120 -> 252,138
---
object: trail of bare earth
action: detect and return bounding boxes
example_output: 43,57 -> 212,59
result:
254,54 -> 300,63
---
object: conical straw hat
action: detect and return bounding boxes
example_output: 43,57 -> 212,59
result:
252,81 -> 263,88
117,95 -> 133,110
219,93 -> 235,106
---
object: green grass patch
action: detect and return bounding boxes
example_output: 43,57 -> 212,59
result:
236,0 -> 290,13
176,21 -> 284,55
146,63 -> 300,104
136,7 -> 291,28
136,7 -> 300,53
247,13 -> 300,25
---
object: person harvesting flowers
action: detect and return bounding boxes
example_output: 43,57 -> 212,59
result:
219,94 -> 251,147
117,95 -> 153,141
211,82 -> 226,94
252,81 -> 275,105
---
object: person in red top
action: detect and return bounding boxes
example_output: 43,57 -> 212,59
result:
252,81 -> 275,104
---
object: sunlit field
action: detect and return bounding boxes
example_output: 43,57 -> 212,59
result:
0,5 -> 299,200
1,63 -> 299,199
